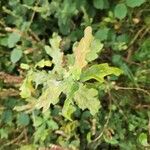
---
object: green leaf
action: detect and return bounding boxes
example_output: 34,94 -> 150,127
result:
33,116 -> 43,127
47,119 -> 59,130
17,113 -> 30,126
134,38 -> 150,61
93,0 -> 109,9
86,39 -> 103,62
34,124 -> 48,142
93,0 -> 104,9
138,133 -> 148,146
8,32 -> 21,48
80,63 -> 123,82
104,135 -> 119,145
23,0 -> 35,6
0,37 -> 8,46
74,84 -> 100,115
144,16 -> 150,27
20,145 -> 36,150
114,3 -> 127,19
126,0 -> 145,8
0,129 -> 8,139
95,27 -> 110,41
10,48 -> 22,63
2,110 -> 12,124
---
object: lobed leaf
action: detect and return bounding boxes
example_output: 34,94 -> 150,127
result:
35,80 -> 63,112
86,39 -> 103,62
73,26 -> 93,71
45,33 -> 63,71
62,80 -> 79,120
74,84 -> 100,115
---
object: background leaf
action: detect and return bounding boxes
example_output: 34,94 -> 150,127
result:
17,113 -> 30,126
10,48 -> 22,63
138,133 -> 148,146
8,32 -> 21,48
114,3 -> 127,19
95,27 -> 110,41
126,0 -> 145,8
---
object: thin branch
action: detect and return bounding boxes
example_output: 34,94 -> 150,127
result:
115,86 -> 150,96
2,129 -> 26,148
0,20 -> 6,27
126,26 -> 146,62
0,71 -> 23,84
140,27 -> 150,40
0,88 -> 20,98
92,90 -> 112,142
26,0 -> 40,31
128,26 -> 146,47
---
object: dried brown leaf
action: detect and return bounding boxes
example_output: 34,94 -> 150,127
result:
73,26 -> 93,70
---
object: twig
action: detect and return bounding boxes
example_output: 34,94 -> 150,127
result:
49,144 -> 69,150
91,119 -> 96,136
140,27 -> 150,40
0,20 -> 6,27
126,26 -> 146,62
2,129 -> 26,147
5,26 -> 42,44
0,71 -> 23,84
55,130 -> 67,137
5,27 -> 35,42
2,6 -> 20,18
128,26 -> 146,47
111,94 -> 128,121
115,86 -> 150,96
135,104 -> 150,109
0,88 -> 20,98
26,0 -> 40,31
29,29 -> 41,42
92,90 -> 112,142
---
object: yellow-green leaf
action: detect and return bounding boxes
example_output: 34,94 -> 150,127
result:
74,84 -> 100,115
80,63 -> 123,82
20,75 -> 34,98
35,59 -> 52,68
35,80 -> 63,112
62,81 -> 79,120
45,33 -> 63,71
86,39 -> 103,62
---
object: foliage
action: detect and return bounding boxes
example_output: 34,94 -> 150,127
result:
0,0 -> 150,149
